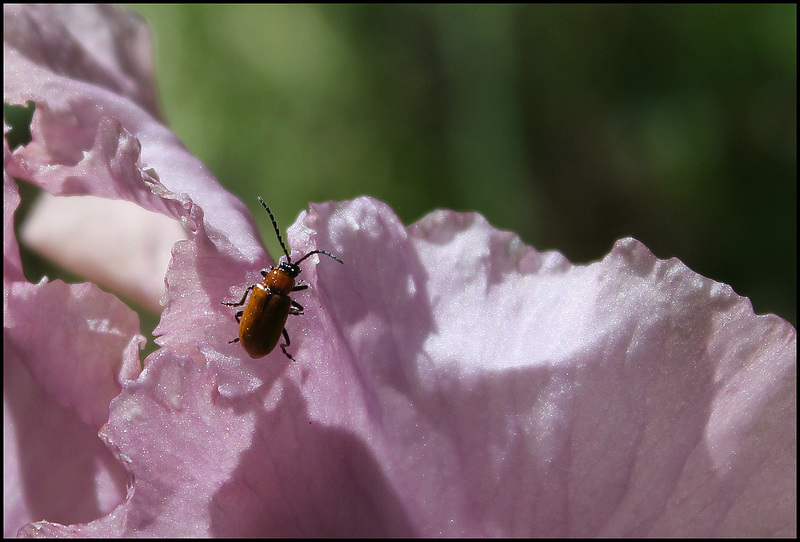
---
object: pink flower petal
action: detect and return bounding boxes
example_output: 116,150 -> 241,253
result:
3,4 -> 257,536
4,268 -> 144,536
20,193 -> 183,312
5,4 -> 264,311
16,197 -> 795,537
4,4 -> 161,119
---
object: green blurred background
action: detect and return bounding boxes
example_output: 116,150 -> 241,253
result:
129,4 -> 796,325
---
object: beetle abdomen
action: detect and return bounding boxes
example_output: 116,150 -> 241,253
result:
238,284 -> 291,358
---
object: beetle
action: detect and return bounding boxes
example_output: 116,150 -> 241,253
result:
223,197 -> 343,360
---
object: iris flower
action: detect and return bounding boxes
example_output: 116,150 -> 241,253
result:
4,4 -> 795,537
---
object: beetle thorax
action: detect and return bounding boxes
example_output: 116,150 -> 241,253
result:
263,266 -> 296,295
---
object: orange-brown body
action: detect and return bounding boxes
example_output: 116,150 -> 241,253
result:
223,197 -> 343,361
238,272 -> 295,358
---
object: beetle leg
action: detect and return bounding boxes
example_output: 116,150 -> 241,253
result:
222,284 -> 254,308
280,328 -> 296,361
292,281 -> 309,292
289,299 -> 304,316
224,286 -> 250,345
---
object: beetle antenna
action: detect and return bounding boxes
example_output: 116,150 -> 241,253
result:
294,250 -> 344,266
258,197 -> 291,261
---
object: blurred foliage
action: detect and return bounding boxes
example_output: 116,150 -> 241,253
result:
4,101 -> 35,149
128,4 -> 796,325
